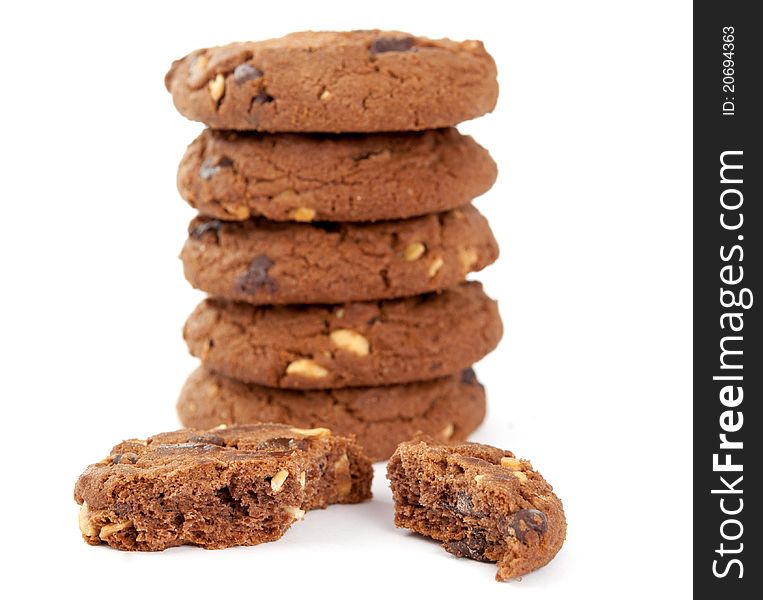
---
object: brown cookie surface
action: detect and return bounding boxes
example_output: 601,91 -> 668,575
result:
165,30 -> 498,132
75,424 -> 372,551
181,206 -> 498,305
177,367 -> 487,461
177,128 -> 496,222
387,439 -> 566,581
183,282 -> 502,389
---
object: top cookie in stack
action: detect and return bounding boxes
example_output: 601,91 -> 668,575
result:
165,30 -> 497,133
166,31 -> 503,461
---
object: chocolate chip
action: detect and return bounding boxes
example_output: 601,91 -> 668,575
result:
255,437 -> 308,452
114,502 -> 131,517
441,491 -> 486,518
506,509 -> 548,544
189,219 -> 222,240
369,36 -> 416,54
292,439 -> 309,451
188,434 -> 226,446
235,254 -> 278,295
256,437 -> 292,451
156,443 -> 207,452
233,63 -> 263,84
310,221 -> 342,233
442,530 -> 491,562
252,91 -> 274,105
366,316 -> 381,326
199,156 -> 235,181
461,368 -> 477,385
111,452 -> 138,465
455,491 -> 475,515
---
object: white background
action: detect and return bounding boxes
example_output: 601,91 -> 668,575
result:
0,1 -> 692,597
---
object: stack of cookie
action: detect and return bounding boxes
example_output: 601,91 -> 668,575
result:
165,30 -> 503,461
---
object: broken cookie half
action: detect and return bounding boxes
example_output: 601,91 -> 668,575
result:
387,438 -> 565,581
74,424 -> 372,550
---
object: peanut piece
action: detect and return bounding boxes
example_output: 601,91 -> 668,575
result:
428,257 -> 444,277
290,207 -> 316,222
333,453 -> 352,495
330,329 -> 370,356
458,247 -> 478,272
78,502 -> 96,538
440,423 -> 455,439
188,55 -> 209,84
500,456 -> 522,470
99,521 -> 132,540
284,506 -> 305,520
200,339 -> 213,360
290,427 -> 331,438
500,456 -> 530,482
270,469 -> 289,493
224,204 -> 251,220
403,242 -> 426,261
461,40 -> 482,52
208,73 -> 225,103
285,359 -> 329,379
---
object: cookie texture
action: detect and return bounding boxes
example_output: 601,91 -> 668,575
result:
165,30 -> 498,132
183,282 -> 502,389
181,206 -> 498,305
387,439 -> 566,581
177,367 -> 487,461
74,424 -> 372,551
177,128 -> 497,222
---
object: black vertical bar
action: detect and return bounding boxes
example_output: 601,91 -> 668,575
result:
694,2 -> 761,596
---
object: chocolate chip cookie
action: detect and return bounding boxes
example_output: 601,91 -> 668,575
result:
75,424 -> 372,551
165,30 -> 498,132
177,128 -> 496,222
183,282 -> 502,389
177,367 -> 487,461
181,206 -> 498,305
387,439 -> 566,581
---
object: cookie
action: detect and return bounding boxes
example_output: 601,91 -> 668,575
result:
165,30 -> 498,132
181,205 -> 498,305
387,439 -> 566,581
177,367 -> 487,462
177,128 -> 497,222
183,281 -> 502,389
74,424 -> 372,551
